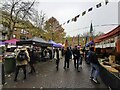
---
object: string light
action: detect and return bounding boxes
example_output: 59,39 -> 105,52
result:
65,24 -> 119,33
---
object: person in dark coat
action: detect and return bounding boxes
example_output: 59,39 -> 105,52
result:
28,47 -> 36,74
88,47 -> 100,84
64,47 -> 71,69
61,47 -> 64,57
56,48 -> 60,71
73,46 -> 80,72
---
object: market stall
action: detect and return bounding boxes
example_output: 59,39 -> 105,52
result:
16,37 -> 52,47
94,25 -> 120,89
16,37 -> 53,61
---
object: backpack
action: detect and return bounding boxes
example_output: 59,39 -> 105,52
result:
17,50 -> 28,61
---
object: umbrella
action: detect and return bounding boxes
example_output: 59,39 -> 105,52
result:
0,41 -> 5,45
48,40 -> 63,48
4,39 -> 19,44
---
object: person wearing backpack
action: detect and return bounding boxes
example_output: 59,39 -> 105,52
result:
88,47 -> 100,84
14,47 -> 30,81
28,47 -> 36,74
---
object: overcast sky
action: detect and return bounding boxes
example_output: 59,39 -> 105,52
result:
1,0 -> 119,36
34,0 -> 119,36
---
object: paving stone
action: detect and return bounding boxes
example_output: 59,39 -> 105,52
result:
3,58 -> 108,88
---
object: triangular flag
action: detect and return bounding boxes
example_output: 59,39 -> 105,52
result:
105,0 -> 109,5
72,17 -> 77,22
88,7 -> 93,12
82,11 -> 86,16
96,3 -> 102,8
63,22 -> 65,25
67,20 -> 70,23
85,35 -> 88,46
76,15 -> 80,18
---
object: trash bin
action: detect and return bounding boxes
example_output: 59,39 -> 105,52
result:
4,57 -> 16,74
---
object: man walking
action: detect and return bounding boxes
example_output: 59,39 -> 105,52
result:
56,48 -> 60,71
73,46 -> 80,72
28,47 -> 36,74
88,47 -> 100,84
64,47 -> 71,69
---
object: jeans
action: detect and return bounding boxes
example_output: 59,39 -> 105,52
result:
79,57 -> 82,65
90,63 -> 99,80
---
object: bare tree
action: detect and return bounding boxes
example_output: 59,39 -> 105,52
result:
33,10 -> 46,29
1,0 -> 36,39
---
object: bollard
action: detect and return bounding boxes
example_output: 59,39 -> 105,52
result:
2,63 -> 5,85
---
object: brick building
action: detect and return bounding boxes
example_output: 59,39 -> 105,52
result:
13,28 -> 32,40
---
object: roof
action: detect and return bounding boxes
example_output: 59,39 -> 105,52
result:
94,25 -> 120,43
16,37 -> 52,47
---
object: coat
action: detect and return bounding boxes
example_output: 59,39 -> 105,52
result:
65,50 -> 71,60
15,48 -> 30,66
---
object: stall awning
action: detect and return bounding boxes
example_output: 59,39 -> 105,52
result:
16,37 -> 52,47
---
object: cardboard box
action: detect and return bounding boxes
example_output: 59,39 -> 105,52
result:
0,55 -> 3,62
109,55 -> 115,64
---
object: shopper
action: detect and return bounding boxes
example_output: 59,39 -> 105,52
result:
73,46 -> 81,72
56,48 -> 60,71
14,47 -> 30,81
88,47 -> 100,84
64,47 -> 71,69
28,47 -> 36,74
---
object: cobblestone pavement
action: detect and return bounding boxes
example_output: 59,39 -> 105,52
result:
2,58 -> 108,89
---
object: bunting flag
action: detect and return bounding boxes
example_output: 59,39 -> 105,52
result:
105,0 -> 109,5
65,39 -> 69,50
72,17 -> 77,22
72,36 -> 75,48
89,22 -> 93,41
82,11 -> 86,16
96,3 -> 102,8
76,14 -> 80,18
85,35 -> 88,46
62,1 -> 109,26
71,15 -> 80,22
63,22 -> 65,25
67,20 -> 70,23
88,7 -> 93,12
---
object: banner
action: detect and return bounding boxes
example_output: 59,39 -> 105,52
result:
89,22 -> 93,41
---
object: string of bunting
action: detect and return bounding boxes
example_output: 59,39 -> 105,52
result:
61,0 -> 109,26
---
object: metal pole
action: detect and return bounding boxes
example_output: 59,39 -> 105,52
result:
78,34 -> 80,46
52,32 -> 54,41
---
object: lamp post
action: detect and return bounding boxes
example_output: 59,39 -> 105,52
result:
78,34 -> 80,46
52,32 -> 54,41
0,25 -> 6,85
